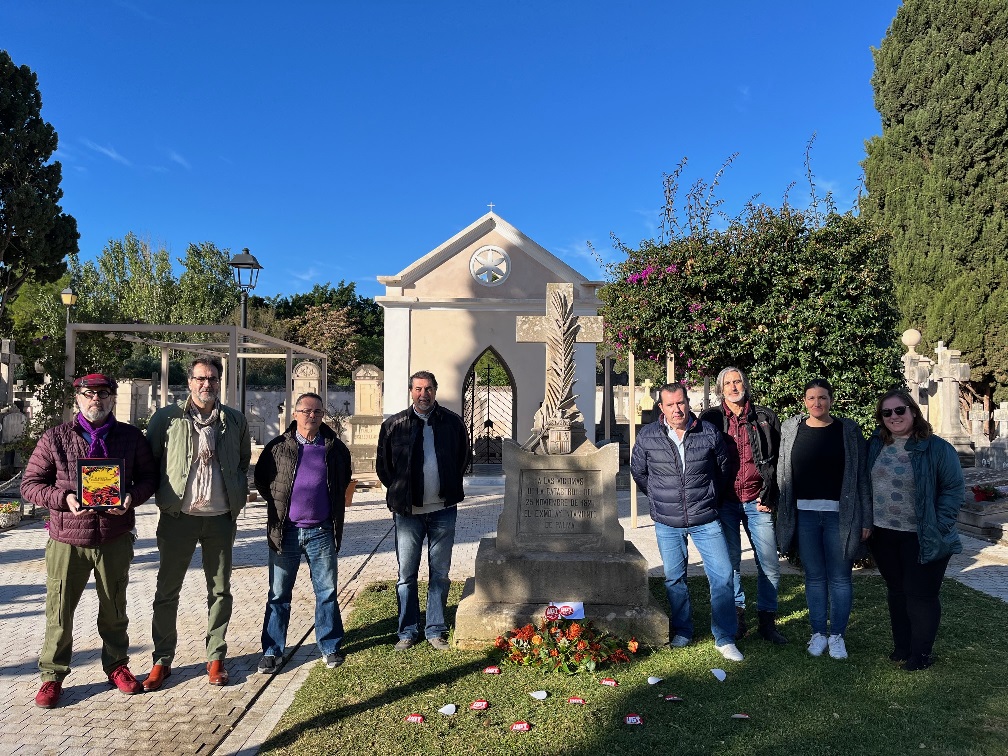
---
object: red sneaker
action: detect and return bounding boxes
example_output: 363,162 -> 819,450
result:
35,681 -> 62,708
108,664 -> 143,694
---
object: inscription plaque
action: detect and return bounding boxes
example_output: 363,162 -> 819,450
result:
518,470 -> 603,535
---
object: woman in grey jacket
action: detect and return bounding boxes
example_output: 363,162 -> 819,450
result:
776,379 -> 871,661
866,389 -> 964,672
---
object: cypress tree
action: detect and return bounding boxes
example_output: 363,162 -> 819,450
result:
862,0 -> 1008,401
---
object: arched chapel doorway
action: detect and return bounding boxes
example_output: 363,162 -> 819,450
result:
461,347 -> 516,473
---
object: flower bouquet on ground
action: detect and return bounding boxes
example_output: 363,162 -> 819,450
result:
971,484 -> 1002,502
495,617 -> 638,674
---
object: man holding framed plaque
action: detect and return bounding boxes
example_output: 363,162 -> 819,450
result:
21,373 -> 159,709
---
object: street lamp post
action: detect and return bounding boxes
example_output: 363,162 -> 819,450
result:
228,248 -> 262,415
60,287 -> 78,325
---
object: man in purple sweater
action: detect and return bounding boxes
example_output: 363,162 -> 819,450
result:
253,392 -> 353,673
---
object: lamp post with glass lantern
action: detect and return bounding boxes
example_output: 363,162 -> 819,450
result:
60,287 -> 77,325
228,248 -> 262,414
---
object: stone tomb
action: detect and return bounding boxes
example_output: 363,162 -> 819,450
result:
454,439 -> 667,649
454,283 -> 667,648
346,364 -> 383,487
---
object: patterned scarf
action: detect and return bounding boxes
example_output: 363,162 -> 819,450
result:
187,399 -> 219,509
77,411 -> 116,458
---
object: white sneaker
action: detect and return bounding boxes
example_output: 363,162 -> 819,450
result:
715,642 -> 744,662
807,633 -> 828,657
828,634 -> 848,660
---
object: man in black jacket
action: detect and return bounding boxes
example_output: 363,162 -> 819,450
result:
699,367 -> 786,645
254,392 -> 352,673
376,371 -> 471,651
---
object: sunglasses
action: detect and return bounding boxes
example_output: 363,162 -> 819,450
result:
881,406 -> 909,418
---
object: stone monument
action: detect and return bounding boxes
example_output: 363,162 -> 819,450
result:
0,341 -> 28,455
346,364 -> 383,487
292,360 -> 322,400
929,341 -> 973,454
454,283 -> 668,649
976,401 -> 1008,471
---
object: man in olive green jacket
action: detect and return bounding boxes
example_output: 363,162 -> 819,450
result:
143,356 -> 250,690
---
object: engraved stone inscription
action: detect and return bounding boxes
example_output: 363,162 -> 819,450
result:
518,470 -> 603,535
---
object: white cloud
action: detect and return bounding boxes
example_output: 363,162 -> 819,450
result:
168,151 -> 191,170
82,138 -> 131,166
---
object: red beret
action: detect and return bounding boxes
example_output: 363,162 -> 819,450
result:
72,373 -> 118,390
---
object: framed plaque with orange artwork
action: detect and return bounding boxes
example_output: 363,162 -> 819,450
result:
77,458 -> 125,509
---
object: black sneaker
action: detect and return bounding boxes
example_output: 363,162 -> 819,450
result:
257,655 -> 278,674
324,653 -> 345,669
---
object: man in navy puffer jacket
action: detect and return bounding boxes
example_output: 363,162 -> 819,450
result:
630,383 -> 742,661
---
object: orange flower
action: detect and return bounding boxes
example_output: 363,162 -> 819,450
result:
627,639 -> 639,653
577,639 -> 588,651
567,622 -> 582,640
550,648 -> 559,657
532,634 -> 543,646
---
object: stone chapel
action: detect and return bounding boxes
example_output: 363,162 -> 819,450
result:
376,212 -> 603,458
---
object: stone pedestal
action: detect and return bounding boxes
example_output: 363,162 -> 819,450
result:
454,439 -> 668,649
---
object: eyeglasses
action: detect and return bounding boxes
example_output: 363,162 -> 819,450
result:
78,390 -> 113,400
191,376 -> 220,384
296,409 -> 324,417
881,406 -> 909,418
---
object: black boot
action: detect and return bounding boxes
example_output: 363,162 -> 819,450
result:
735,606 -> 748,641
758,610 -> 788,644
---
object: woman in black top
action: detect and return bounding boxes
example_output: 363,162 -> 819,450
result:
776,379 -> 871,660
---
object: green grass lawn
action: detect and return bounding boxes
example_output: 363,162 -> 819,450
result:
259,576 -> 1008,756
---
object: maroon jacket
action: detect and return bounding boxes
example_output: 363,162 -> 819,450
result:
21,416 -> 159,547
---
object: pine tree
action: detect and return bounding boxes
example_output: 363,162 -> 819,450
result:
862,0 -> 1008,401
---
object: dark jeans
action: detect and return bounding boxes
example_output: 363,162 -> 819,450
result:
869,527 -> 951,657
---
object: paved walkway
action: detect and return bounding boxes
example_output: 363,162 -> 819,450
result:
2,482 -> 1007,756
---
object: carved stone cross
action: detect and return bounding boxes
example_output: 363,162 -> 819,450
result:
516,283 -> 603,453
994,401 -> 1008,440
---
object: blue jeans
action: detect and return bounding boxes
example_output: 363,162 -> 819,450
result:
261,521 -> 344,657
394,507 -> 457,641
718,500 -> 781,612
653,519 -> 738,646
797,509 -> 853,636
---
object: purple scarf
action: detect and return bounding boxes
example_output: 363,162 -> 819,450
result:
77,412 -> 117,458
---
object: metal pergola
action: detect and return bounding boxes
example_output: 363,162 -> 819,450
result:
63,323 -> 328,427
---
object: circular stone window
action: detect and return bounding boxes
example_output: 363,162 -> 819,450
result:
469,245 -> 511,286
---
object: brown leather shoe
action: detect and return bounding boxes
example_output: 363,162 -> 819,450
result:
143,664 -> 171,692
207,660 -> 229,686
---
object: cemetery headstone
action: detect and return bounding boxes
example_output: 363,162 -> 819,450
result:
347,364 -> 383,487
454,283 -> 668,649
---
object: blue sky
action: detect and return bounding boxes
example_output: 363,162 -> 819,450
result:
4,1 -> 902,300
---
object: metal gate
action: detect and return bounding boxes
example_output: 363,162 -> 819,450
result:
462,349 -> 515,472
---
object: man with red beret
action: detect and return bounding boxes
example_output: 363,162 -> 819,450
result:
21,373 -> 159,708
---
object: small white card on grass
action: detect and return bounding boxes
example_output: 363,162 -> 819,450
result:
438,704 -> 456,716
530,690 -> 548,700
647,676 -> 663,685
711,668 -> 727,682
